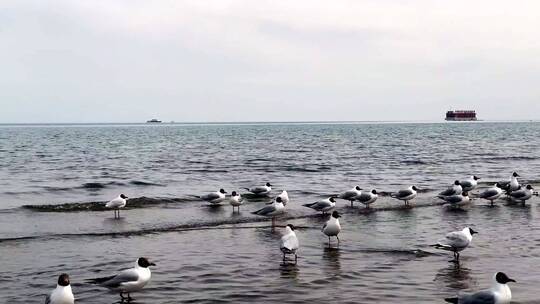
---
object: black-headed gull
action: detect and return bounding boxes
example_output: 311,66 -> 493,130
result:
439,180 -> 463,197
338,186 -> 362,207
45,273 -> 74,304
356,189 -> 378,208
460,175 -> 480,192
437,192 -> 470,206
479,183 -> 503,206
322,211 -> 341,246
509,184 -> 534,205
245,183 -> 272,196
499,172 -> 520,193
302,197 -> 336,214
252,196 -> 285,228
279,224 -> 299,264
444,272 -> 515,304
89,257 -> 155,301
431,227 -> 477,262
391,185 -> 418,206
106,194 -> 128,219
229,191 -> 243,212
200,189 -> 227,205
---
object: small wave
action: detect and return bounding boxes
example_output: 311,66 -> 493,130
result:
79,181 -> 126,190
400,160 -> 429,165
129,180 -> 165,187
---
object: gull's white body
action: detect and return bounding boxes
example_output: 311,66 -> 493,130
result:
322,216 -> 341,237
460,176 -> 479,192
103,262 -> 152,293
278,190 -> 289,205
46,285 -> 74,304
201,191 -> 227,204
106,195 -> 126,209
339,186 -> 361,201
280,226 -> 299,254
435,227 -> 474,252
229,193 -> 243,207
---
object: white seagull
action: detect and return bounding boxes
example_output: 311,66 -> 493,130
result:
277,190 -> 289,205
229,191 -> 243,212
391,185 -> 419,206
302,197 -> 336,214
322,211 -> 342,246
479,183 -> 503,206
437,192 -> 470,207
356,189 -> 378,208
460,175 -> 480,192
245,183 -> 272,196
106,194 -> 128,219
45,273 -> 74,304
499,172 -> 520,193
439,180 -> 463,197
252,196 -> 285,228
200,188 -> 227,205
339,186 -> 362,207
279,224 -> 299,264
431,227 -> 477,262
89,257 -> 155,301
444,272 -> 515,304
509,184 -> 534,205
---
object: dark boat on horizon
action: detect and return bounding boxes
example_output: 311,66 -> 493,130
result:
146,119 -> 162,123
445,110 -> 477,121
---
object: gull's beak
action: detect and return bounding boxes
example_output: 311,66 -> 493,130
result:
150,262 -> 156,266
508,278 -> 516,283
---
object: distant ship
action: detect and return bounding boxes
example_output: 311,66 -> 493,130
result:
146,119 -> 162,123
445,110 -> 477,121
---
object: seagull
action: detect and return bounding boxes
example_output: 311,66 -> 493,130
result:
439,180 -> 463,197
338,186 -> 362,207
229,191 -> 243,212
280,224 -> 299,264
430,227 -> 477,262
437,192 -> 470,206
106,194 -> 128,219
322,211 -> 341,246
277,190 -> 289,205
88,257 -> 155,301
245,183 -> 272,196
199,189 -> 227,205
356,189 -> 378,208
445,272 -> 515,304
252,196 -> 285,228
479,183 -> 503,206
509,184 -> 534,205
45,273 -> 74,304
460,175 -> 480,192
302,197 -> 336,214
390,185 -> 418,206
499,172 -> 520,193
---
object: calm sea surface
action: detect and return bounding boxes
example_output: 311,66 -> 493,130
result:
1,122 -> 540,303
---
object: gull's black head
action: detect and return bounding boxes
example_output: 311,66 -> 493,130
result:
266,182 -> 272,187
332,211 -> 341,218
473,175 -> 480,180
495,272 -> 516,284
526,185 -> 533,190
371,189 -> 377,195
138,257 -> 156,268
454,180 -> 460,185
219,189 -> 226,194
495,182 -> 502,188
276,197 -> 283,203
57,273 -> 70,286
231,191 -> 237,196
120,194 -> 128,199
468,227 -> 478,235
286,224 -> 296,231
412,186 -> 419,191
512,172 -> 520,177
355,186 -> 362,191
462,191 -> 469,197
329,197 -> 336,203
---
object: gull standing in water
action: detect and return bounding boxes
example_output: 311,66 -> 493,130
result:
390,186 -> 419,206
106,194 -> 128,219
460,175 -> 480,192
431,227 -> 477,262
439,181 -> 463,197
303,197 -> 336,214
444,272 -> 515,304
89,257 -> 155,301
339,186 -> 362,207
479,183 -> 503,206
437,192 -> 470,207
245,183 -> 272,196
229,191 -> 243,212
499,172 -> 520,193
45,273 -> 74,304
356,189 -> 378,208
252,196 -> 285,228
322,211 -> 342,246
509,184 -> 534,205
199,189 -> 227,205
279,224 -> 299,264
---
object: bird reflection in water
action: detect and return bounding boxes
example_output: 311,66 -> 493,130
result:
323,246 -> 341,275
279,262 -> 299,280
434,262 -> 476,291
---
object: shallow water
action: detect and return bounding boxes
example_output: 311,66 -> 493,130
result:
1,122 -> 540,303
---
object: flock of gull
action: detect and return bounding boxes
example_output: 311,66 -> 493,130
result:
45,172 -> 538,304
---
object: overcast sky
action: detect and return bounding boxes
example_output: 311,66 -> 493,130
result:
1,1 -> 539,123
